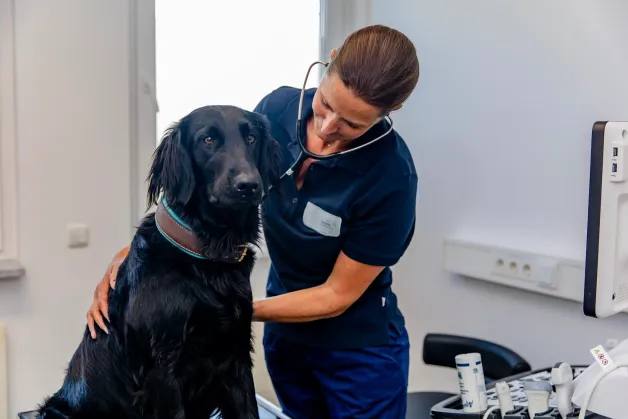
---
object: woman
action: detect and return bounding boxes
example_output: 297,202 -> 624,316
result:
87,24 -> 420,419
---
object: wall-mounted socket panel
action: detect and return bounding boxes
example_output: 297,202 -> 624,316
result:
444,238 -> 584,303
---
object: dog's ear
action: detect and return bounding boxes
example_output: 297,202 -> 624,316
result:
257,117 -> 283,193
146,122 -> 195,208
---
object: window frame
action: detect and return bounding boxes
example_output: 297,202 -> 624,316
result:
0,0 -> 24,279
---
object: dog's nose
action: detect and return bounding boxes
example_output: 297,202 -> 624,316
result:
234,174 -> 259,195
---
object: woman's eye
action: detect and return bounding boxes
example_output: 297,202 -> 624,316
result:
247,135 -> 256,144
204,137 -> 214,145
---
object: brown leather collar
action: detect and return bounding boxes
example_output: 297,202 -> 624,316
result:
154,198 -> 248,263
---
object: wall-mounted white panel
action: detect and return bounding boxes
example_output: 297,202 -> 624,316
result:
444,237 -> 586,303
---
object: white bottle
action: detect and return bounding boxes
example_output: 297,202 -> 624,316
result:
455,353 -> 488,412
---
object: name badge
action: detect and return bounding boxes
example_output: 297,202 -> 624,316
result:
302,202 -> 342,237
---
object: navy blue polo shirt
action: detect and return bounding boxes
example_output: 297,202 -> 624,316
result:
254,86 -> 418,349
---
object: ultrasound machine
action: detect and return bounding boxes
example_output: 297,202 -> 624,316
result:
429,121 -> 628,419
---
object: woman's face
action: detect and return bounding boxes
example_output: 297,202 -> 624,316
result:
311,70 -> 383,145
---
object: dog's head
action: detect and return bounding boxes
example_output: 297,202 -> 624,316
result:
147,105 -> 282,210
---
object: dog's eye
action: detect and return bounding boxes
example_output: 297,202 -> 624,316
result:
204,137 -> 214,145
247,135 -> 256,144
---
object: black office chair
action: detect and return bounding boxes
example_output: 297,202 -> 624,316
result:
406,333 -> 532,418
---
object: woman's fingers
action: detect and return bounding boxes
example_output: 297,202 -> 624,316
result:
86,301 -> 108,338
87,311 -> 96,339
94,309 -> 109,335
86,247 -> 128,339
87,274 -> 111,339
98,283 -> 110,322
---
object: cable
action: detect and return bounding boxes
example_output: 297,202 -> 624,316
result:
577,362 -> 628,419
482,405 -> 500,419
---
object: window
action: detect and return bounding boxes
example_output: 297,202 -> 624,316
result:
155,0 -> 321,135
155,0 -> 320,135
0,0 -> 23,278
155,0 -> 321,257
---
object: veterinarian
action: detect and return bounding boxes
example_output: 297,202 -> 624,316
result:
87,24 -> 419,419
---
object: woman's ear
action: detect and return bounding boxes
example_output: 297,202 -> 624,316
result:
146,122 -> 195,209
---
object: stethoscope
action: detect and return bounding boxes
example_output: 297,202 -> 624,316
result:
278,60 -> 394,181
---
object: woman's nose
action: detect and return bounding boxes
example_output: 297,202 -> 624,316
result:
320,116 -> 339,135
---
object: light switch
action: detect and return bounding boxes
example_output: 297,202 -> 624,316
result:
67,224 -> 89,248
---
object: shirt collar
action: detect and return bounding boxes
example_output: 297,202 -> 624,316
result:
282,88 -> 396,176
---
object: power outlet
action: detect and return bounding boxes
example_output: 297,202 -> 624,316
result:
493,257 -> 507,275
492,253 -> 533,282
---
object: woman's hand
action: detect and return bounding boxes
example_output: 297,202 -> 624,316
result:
86,245 -> 130,339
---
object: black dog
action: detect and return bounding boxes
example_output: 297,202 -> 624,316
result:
36,105 -> 282,419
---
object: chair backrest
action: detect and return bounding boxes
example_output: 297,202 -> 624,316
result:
422,333 -> 531,381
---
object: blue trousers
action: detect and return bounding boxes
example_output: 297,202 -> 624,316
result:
263,325 -> 410,419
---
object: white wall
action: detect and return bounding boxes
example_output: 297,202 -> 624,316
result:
10,1 -> 627,415
0,1 -> 155,417
329,0 -> 628,393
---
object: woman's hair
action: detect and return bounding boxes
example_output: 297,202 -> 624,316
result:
327,24 -> 419,115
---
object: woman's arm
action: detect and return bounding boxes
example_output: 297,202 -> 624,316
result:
252,251 -> 384,323
254,174 -> 418,323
